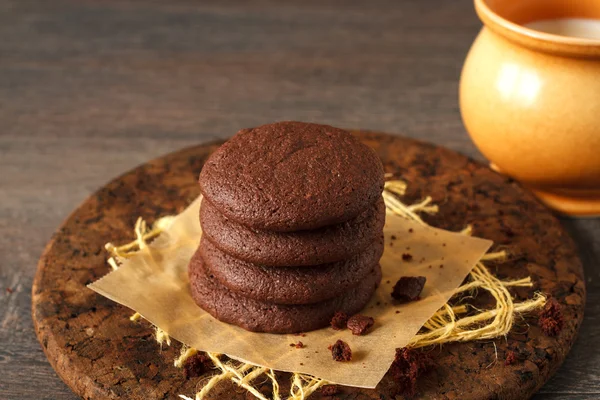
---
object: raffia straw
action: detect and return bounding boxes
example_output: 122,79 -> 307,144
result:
105,181 -> 546,399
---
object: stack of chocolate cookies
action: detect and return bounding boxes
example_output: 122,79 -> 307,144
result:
189,121 -> 385,333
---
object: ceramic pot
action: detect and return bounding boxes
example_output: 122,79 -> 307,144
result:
460,0 -> 600,216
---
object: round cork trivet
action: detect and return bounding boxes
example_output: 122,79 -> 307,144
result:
32,132 -> 585,400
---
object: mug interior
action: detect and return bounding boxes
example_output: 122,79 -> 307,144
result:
476,0 -> 600,56
484,0 -> 600,26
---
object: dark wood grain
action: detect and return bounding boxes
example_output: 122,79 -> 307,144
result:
0,0 -> 598,399
31,132 -> 585,400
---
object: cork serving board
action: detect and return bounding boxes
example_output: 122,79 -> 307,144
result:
32,132 -> 585,400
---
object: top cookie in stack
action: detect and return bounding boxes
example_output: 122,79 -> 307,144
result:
189,121 -> 386,333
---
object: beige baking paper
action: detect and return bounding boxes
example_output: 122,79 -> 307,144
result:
89,196 -> 491,388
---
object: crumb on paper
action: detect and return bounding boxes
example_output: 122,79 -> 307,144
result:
289,341 -> 305,349
347,314 -> 374,335
329,340 -> 352,362
330,311 -> 348,330
402,253 -> 413,261
391,276 -> 426,303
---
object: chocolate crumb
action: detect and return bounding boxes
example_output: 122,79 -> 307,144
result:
330,311 -> 348,330
402,253 -> 413,261
320,384 -> 339,396
428,265 -> 432,269
408,228 -> 414,233
386,280 -> 391,284
294,333 -> 307,337
6,287 -> 13,294
442,243 -> 446,247
395,310 -> 400,314
391,235 -> 397,240
439,264 -> 444,269
539,298 -> 564,337
505,350 -> 517,366
390,347 -> 430,396
392,276 -> 426,303
290,341 -> 305,348
329,340 -> 352,362
183,352 -> 213,379
300,362 -> 304,366
347,314 -> 375,335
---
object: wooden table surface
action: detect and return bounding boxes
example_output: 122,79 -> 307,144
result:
0,0 -> 598,398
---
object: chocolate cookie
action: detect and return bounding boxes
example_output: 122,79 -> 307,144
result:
200,235 -> 384,304
198,121 -> 385,232
200,197 -> 385,267
188,249 -> 382,333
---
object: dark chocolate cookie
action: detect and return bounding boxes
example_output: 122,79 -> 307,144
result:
188,249 -> 382,333
200,235 -> 384,305
198,121 -> 385,232
200,197 -> 385,267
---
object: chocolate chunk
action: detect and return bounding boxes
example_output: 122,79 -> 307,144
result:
329,340 -> 352,362
183,352 -> 212,379
505,350 -> 516,366
347,314 -> 374,335
539,298 -> 564,337
391,276 -> 426,303
389,347 -> 430,395
330,311 -> 349,330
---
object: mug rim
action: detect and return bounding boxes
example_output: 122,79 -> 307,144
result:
475,0 -> 600,57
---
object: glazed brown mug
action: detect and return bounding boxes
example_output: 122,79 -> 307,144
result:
460,0 -> 600,216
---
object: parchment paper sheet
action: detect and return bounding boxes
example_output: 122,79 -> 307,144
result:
89,196 -> 491,388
